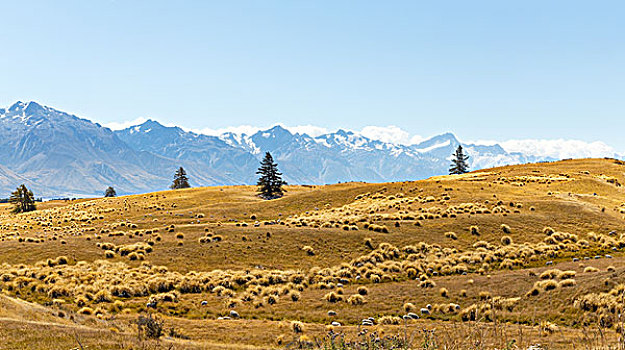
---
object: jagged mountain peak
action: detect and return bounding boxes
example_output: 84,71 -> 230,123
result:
253,125 -> 293,139
128,119 -> 170,133
0,101 -> 554,197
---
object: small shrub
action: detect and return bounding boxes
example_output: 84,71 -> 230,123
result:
291,321 -> 304,333
136,314 -> 164,339
302,246 -> 315,256
403,302 -> 416,313
478,291 -> 491,300
94,290 -> 112,303
470,226 -> 480,236
78,307 -> 94,315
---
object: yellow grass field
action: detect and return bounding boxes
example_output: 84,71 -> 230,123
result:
2,158 -> 625,349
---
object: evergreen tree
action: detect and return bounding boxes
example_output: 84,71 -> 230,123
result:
170,167 -> 190,189
449,145 -> 470,175
104,186 -> 117,197
256,152 -> 287,199
9,184 -> 36,214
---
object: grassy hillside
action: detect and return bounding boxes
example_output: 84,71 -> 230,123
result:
1,158 -> 625,349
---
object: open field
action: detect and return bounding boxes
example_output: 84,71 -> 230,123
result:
2,158 -> 625,349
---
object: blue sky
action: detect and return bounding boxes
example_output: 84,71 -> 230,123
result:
1,1 -> 624,153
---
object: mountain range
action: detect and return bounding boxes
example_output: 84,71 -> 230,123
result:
0,101 -> 590,197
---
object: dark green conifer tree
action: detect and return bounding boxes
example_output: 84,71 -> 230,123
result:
449,145 -> 470,175
104,186 -> 117,197
9,184 -> 36,213
256,152 -> 287,199
170,167 -> 191,189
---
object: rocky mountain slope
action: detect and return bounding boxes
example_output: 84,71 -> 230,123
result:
0,101 -> 560,197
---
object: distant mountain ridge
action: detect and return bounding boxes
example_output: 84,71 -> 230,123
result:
0,101 -> 570,197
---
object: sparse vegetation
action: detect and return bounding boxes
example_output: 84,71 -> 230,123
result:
0,158 -> 624,349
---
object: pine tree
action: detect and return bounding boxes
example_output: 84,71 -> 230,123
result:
256,152 -> 287,199
9,184 -> 36,214
170,167 -> 190,189
104,186 -> 117,197
449,145 -> 470,175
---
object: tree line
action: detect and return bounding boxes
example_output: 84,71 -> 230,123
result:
7,147 -> 468,214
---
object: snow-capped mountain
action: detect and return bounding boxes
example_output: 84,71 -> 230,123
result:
0,101 -> 562,197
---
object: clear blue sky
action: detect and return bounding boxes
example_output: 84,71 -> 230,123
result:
1,1 -> 624,149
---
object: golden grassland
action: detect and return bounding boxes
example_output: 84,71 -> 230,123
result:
1,158 -> 625,349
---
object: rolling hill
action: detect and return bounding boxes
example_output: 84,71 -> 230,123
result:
0,158 -> 624,349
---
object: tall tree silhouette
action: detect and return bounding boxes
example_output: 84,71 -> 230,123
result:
170,167 -> 190,189
104,186 -> 117,197
9,184 -> 37,213
449,145 -> 470,175
256,152 -> 287,199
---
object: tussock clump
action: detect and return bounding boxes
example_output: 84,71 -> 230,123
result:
543,227 -> 555,235
78,307 -> 94,315
557,270 -> 576,279
419,279 -> 436,288
357,286 -> 369,295
445,232 -> 457,240
501,224 -> 511,234
347,294 -> 365,305
526,287 -> 541,297
559,279 -> 576,288
539,269 -> 562,280
403,302 -> 416,313
584,266 -> 599,273
470,226 -> 480,236
500,235 -> 513,246
128,252 -> 144,261
94,290 -> 112,303
323,292 -> 342,303
378,315 -> 402,325
364,238 -> 374,249
531,280 -> 559,293
291,321 -> 304,333
440,287 -> 449,298
368,224 -> 389,233
540,321 -> 559,335
302,246 -> 315,256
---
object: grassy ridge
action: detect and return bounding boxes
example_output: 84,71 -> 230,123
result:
1,158 -> 625,349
